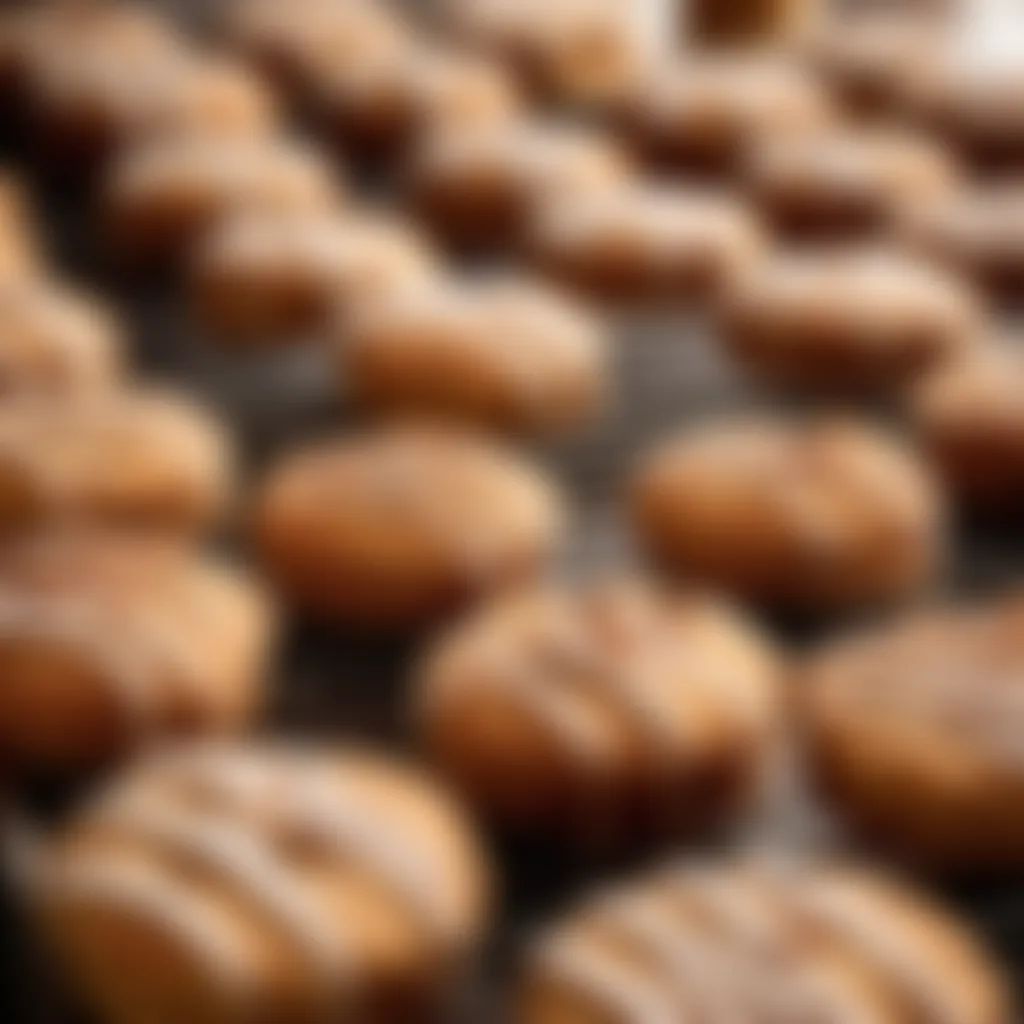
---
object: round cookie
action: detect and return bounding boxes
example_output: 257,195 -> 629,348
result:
718,249 -> 982,395
38,743 -> 491,1023
341,276 -> 607,435
899,183 -> 1024,305
618,56 -> 832,179
804,595 -> 1024,869
519,859 -> 1010,1024
104,136 -> 341,266
530,184 -> 764,304
0,531 -> 273,773
630,416 -> 945,613
746,127 -> 958,240
0,388 -> 232,537
416,577 -> 780,848
0,281 -> 122,397
911,340 -> 1024,512
315,46 -> 521,166
253,424 -> 564,629
407,121 -> 631,251
445,0 -> 655,109
193,209 -> 438,343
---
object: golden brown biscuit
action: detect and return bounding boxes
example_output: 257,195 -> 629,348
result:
530,184 -> 764,304
104,136 -> 341,266
900,183 -> 1024,304
804,595 -> 1024,869
619,56 -> 832,179
254,424 -> 564,629
341,276 -> 607,435
747,127 -> 958,240
193,209 -> 437,343
0,281 -> 122,396
0,532 -> 272,773
718,249 -> 982,395
315,46 -> 521,166
417,577 -> 780,848
407,121 -> 631,251
445,0 -> 655,109
0,388 -> 232,537
630,416 -> 944,612
911,341 -> 1024,512
519,859 -> 1010,1024
39,743 -> 491,1023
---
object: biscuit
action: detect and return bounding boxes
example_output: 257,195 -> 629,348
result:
618,56 -> 831,179
911,341 -> 1024,512
899,183 -> 1024,304
104,137 -> 341,266
193,209 -> 437,343
519,859 -> 1010,1024
417,577 -> 780,848
39,743 -> 491,1023
445,0 -> 655,109
0,173 -> 42,283
804,596 -> 1024,869
254,424 -> 564,629
718,249 -> 981,395
747,128 -> 958,240
530,184 -> 764,304
0,281 -> 122,397
341,276 -> 607,435
315,47 -> 521,166
0,532 -> 272,773
0,388 -> 232,537
407,121 -> 631,251
630,416 -> 944,612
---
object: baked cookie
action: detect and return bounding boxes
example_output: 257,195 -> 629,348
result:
341,276 -> 607,435
747,127 -> 958,240
0,388 -> 232,537
254,424 -> 564,629
804,595 -> 1024,869
910,341 -> 1024,512
0,172 -> 42,283
0,281 -> 122,396
718,249 -> 981,395
0,532 -> 272,773
445,0 -> 655,109
619,56 -> 831,179
519,859 -> 1010,1024
899,183 -> 1024,304
407,121 -> 631,251
315,46 -> 521,166
104,136 -> 340,266
416,577 -> 780,848
687,0 -> 812,45
530,184 -> 764,304
39,743 -> 491,1023
630,416 -> 944,612
193,209 -> 437,343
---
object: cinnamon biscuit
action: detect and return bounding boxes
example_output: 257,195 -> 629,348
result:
194,209 -> 437,343
630,416 -> 944,612
718,249 -> 981,395
341,275 -> 607,435
407,121 -> 631,251
0,532 -> 272,773
530,184 -> 764,304
804,595 -> 1024,869
519,859 -> 1010,1024
417,577 -> 780,848
104,137 -> 341,266
253,424 -> 564,629
0,388 -> 232,537
39,743 -> 491,1023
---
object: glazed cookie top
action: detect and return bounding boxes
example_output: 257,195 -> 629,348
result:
521,860 -> 1009,1024
42,742 -> 491,1015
